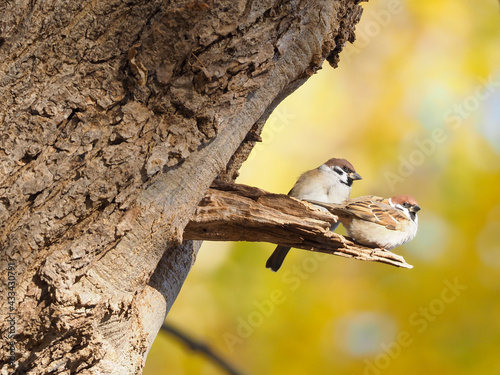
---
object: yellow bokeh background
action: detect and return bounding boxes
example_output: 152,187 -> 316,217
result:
145,0 -> 500,374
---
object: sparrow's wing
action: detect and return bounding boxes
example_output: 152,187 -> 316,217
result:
288,169 -> 326,199
346,195 -> 388,205
344,196 -> 407,231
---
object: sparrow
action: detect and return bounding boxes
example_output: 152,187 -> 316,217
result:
328,195 -> 421,250
266,158 -> 362,272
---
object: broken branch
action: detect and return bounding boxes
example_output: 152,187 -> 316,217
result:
184,181 -> 413,269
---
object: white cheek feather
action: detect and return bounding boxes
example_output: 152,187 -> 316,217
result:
318,165 -> 351,203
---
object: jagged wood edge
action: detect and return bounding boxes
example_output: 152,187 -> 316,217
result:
184,181 -> 413,269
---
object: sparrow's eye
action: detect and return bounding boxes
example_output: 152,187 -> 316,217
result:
403,202 -> 410,208
342,166 -> 350,173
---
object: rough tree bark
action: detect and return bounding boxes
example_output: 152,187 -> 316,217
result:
0,1 -> 365,374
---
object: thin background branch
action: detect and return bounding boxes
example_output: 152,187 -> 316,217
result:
161,322 -> 248,375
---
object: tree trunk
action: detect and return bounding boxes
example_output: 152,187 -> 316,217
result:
0,0 -> 364,373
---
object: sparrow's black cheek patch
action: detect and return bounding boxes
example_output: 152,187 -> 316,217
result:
343,178 -> 353,187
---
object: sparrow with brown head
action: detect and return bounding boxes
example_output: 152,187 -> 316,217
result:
265,158 -> 362,272
334,194 -> 420,250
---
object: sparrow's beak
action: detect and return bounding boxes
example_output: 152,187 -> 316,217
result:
349,172 -> 362,181
410,205 -> 421,213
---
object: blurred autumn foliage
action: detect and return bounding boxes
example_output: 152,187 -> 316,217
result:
145,0 -> 500,374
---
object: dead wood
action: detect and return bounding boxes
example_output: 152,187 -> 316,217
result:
185,182 -> 413,269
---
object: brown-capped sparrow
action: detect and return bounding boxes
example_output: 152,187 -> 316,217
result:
266,158 -> 362,272
325,195 -> 420,250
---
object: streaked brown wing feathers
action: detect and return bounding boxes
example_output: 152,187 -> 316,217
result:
344,196 -> 407,231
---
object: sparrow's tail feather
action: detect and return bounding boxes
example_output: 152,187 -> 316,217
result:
266,246 -> 291,272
